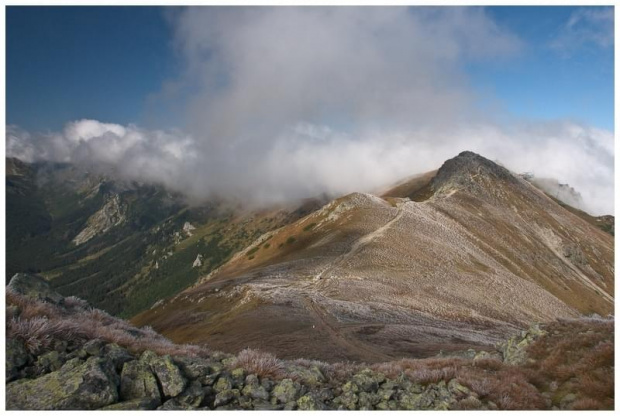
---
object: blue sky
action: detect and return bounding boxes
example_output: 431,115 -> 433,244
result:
6,6 -> 614,132
6,7 -> 177,131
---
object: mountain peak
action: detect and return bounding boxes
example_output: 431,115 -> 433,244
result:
431,151 -> 519,195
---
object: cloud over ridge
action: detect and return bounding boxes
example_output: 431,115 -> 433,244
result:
6,7 -> 614,215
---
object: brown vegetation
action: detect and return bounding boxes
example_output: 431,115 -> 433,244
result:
6,287 -> 209,358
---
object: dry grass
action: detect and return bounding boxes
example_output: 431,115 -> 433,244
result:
6,288 -> 60,320
232,348 -> 285,378
6,290 -> 210,358
571,397 -> 607,410
522,318 -> 614,409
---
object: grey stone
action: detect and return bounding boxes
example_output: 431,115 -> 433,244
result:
6,338 -> 30,382
8,273 -> 64,305
148,354 -> 187,398
119,360 -> 161,405
103,398 -> 160,410
272,378 -> 300,403
6,357 -> 119,410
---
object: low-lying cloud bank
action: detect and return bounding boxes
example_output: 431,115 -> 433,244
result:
7,118 -> 613,215
5,7 -> 614,215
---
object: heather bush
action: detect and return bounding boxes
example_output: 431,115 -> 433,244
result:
232,348 -> 285,378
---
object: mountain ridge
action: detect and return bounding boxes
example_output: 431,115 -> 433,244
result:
132,151 -> 613,363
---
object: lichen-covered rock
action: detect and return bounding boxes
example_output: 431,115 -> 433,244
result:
316,387 -> 335,402
272,378 -> 301,404
174,356 -> 223,381
214,375 -> 233,393
245,373 -> 260,387
253,399 -> 282,410
158,398 -> 193,410
352,368 -> 383,392
261,377 -> 275,391
338,392 -> 359,410
6,357 -> 119,410
214,389 -> 240,407
8,273 -> 64,304
338,381 -> 360,409
221,357 -> 236,366
399,392 -> 424,410
34,350 -> 65,375
238,394 -> 253,409
199,373 -> 218,386
447,379 -> 470,396
285,364 -> 326,386
284,401 -> 298,410
231,367 -> 246,386
146,354 -> 187,398
176,380 -> 206,408
6,338 -> 30,382
83,339 -> 106,357
400,378 -> 424,394
103,343 -> 134,373
297,393 -> 326,410
102,398 -> 160,410
242,383 -> 270,400
376,400 -> 389,410
358,391 -> 381,409
119,360 -> 161,405
499,323 -> 547,365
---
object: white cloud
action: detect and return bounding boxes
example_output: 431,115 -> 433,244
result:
7,117 -> 614,215
549,7 -> 614,55
5,7 -> 614,215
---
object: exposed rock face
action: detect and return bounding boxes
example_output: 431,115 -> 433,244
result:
183,222 -> 196,236
73,194 -> 126,245
193,254 -> 203,268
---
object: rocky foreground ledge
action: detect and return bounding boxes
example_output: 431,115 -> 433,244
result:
5,273 -> 614,410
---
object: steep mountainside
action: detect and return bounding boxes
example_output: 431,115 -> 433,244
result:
5,158 -> 324,318
134,152 -> 614,363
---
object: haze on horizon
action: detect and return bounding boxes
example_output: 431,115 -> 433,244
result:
5,6 -> 615,215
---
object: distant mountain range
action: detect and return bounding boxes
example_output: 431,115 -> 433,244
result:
6,157 -> 326,318
6,152 -> 614,363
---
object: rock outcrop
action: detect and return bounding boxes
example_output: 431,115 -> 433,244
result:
6,357 -> 119,410
72,194 -> 126,245
8,273 -> 64,305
